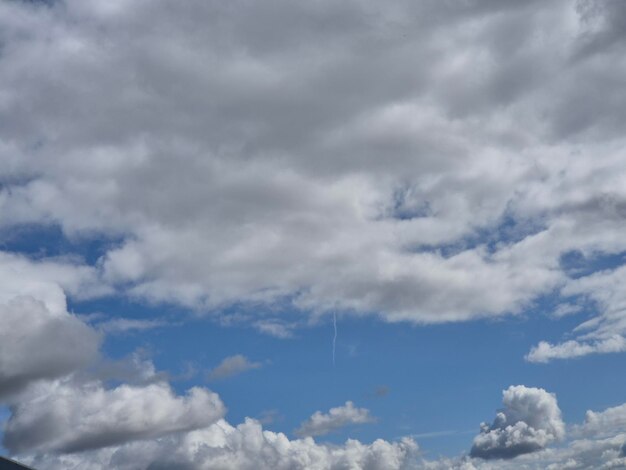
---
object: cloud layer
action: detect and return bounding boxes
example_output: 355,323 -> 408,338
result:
1,0 -> 626,359
3,0 -> 626,468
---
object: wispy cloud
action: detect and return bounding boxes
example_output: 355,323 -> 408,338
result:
295,401 -> 375,437
95,318 -> 171,334
206,355 -> 264,381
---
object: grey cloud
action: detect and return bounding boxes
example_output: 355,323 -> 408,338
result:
470,386 -> 564,460
3,378 -> 225,454
0,297 -> 99,398
206,354 -> 263,381
0,252 -> 105,398
95,317 -> 171,334
1,0 -> 626,358
375,386 -> 390,397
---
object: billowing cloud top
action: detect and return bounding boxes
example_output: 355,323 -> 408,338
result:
470,385 -> 565,460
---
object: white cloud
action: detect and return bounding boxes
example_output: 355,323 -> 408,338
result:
253,320 -> 295,339
3,0 -> 626,466
470,386 -> 564,460
295,401 -> 375,438
574,402 -> 626,439
2,0 -> 626,344
526,336 -> 626,363
3,378 -> 225,454
19,418 -> 419,470
0,251 -> 108,315
206,355 -> 263,381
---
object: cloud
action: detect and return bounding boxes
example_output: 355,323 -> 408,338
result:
253,320 -> 295,339
1,0 -> 626,346
295,401 -> 375,438
419,397 -> 626,469
470,385 -> 564,460
375,386 -> 390,397
0,296 -> 100,398
19,418 -> 419,470
526,336 -> 626,363
206,355 -> 263,381
3,378 -> 225,454
527,262 -> 626,362
574,402 -> 626,439
3,1 -> 626,466
95,317 -> 171,334
0,252 -> 103,398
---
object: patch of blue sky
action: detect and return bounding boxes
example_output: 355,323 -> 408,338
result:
67,290 -> 626,458
0,223 -> 123,265
15,222 -> 626,458
0,406 -> 10,456
407,212 -> 548,258
560,249 -> 626,279
388,186 -> 433,221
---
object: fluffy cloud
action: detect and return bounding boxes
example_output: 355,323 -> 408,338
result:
4,0 -> 626,465
295,401 -> 375,438
0,252 -> 103,398
206,354 -> 263,381
1,0 -> 626,350
19,418 -> 418,470
0,296 -> 99,398
470,386 -> 564,460
574,402 -> 626,439
3,378 -> 225,454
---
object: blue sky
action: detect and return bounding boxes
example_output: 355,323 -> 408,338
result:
2,0 -> 626,469
70,281 -> 626,458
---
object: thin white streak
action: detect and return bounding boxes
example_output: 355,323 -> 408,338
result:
332,311 -> 337,367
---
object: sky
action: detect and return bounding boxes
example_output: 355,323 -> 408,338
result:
1,0 -> 626,468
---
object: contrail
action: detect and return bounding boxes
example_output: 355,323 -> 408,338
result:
332,311 -> 337,367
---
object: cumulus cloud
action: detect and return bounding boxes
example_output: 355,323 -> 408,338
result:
574,402 -> 626,439
0,296 -> 99,398
4,0 -> 626,465
417,397 -> 626,469
295,401 -> 375,438
0,252 -> 103,398
206,355 -> 263,381
19,418 -> 419,470
470,386 -> 564,460
3,378 -> 225,454
1,0 -> 626,348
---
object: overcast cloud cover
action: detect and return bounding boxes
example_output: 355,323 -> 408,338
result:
2,0 -> 626,468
